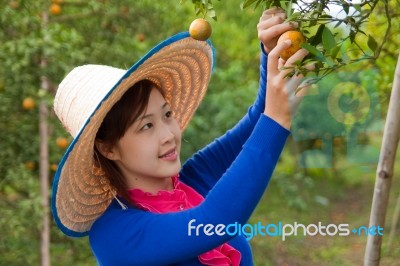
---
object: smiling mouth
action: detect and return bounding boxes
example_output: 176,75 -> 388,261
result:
159,148 -> 177,160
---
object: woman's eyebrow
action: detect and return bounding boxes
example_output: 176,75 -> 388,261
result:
137,102 -> 169,121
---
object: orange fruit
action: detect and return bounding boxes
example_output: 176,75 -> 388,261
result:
25,161 -> 36,171
50,163 -> 58,172
136,33 -> 146,42
120,6 -> 129,15
56,137 -> 69,149
22,97 -> 35,110
189,18 -> 212,41
9,0 -> 20,9
277,30 -> 306,60
50,4 -> 61,15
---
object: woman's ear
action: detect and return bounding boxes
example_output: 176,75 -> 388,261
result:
95,140 -> 119,161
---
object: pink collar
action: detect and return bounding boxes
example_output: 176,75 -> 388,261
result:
127,175 -> 203,213
127,175 -> 241,266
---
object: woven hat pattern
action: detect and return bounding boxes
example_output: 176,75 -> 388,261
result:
52,33 -> 214,236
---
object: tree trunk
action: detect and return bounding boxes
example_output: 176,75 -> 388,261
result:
387,191 -> 400,251
39,12 -> 50,266
364,53 -> 400,266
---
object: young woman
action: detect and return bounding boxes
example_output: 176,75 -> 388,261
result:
52,8 -> 308,265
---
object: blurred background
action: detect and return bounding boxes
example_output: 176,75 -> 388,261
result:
0,0 -> 399,265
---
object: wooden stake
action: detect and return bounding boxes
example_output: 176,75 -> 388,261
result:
364,53 -> 400,265
40,11 -> 50,266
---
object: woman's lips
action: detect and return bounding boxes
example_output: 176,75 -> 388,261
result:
159,148 -> 177,161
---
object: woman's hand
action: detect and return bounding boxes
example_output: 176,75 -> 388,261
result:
257,7 -> 298,54
263,41 -> 309,130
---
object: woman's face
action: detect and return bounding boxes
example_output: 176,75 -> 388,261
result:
107,88 -> 182,192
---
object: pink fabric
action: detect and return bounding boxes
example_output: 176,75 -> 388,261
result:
127,175 -> 241,266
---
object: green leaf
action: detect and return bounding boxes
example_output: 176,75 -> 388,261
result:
284,0 -> 293,17
207,8 -> 217,21
240,0 -> 259,10
353,4 -> 362,13
286,11 -> 300,22
254,0 -> 265,9
281,0 -> 287,10
349,30 -> 356,43
301,43 -> 323,58
309,19 -> 317,27
301,43 -> 334,67
357,29 -> 367,36
340,45 -> 350,64
309,24 -> 325,46
343,3 -> 349,14
330,45 -> 341,59
322,27 -> 335,53
320,14 -> 333,19
367,35 -> 378,54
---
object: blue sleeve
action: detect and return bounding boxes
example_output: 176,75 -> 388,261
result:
180,46 -> 269,196
89,115 -> 290,266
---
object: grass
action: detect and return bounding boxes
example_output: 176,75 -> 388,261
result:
249,134 -> 400,265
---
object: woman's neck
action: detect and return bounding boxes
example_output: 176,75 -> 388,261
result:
126,176 -> 174,195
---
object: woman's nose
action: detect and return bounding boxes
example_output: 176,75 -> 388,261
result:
160,124 -> 175,144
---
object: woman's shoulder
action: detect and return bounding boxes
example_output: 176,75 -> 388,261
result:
89,199 -> 144,236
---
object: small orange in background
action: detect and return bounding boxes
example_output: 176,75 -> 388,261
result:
56,137 -> 69,149
9,0 -> 20,9
189,18 -> 212,41
22,97 -> 35,110
50,163 -> 58,172
136,33 -> 146,42
120,5 -> 129,15
277,30 -> 306,60
50,3 -> 61,15
25,161 -> 36,171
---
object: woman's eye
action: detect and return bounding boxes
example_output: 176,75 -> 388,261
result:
165,111 -> 173,118
140,123 -> 153,131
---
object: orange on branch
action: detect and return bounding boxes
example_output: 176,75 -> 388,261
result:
50,4 -> 61,15
22,97 -> 35,110
189,18 -> 212,41
277,30 -> 306,60
56,137 -> 69,149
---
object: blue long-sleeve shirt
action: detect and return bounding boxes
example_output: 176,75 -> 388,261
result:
89,48 -> 290,265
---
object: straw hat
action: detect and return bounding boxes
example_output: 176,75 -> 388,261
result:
51,32 -> 215,237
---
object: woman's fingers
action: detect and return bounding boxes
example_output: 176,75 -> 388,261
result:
284,48 -> 309,67
268,39 -> 293,77
258,21 -> 297,43
279,48 -> 309,78
257,14 -> 285,32
258,7 -> 298,54
260,7 -> 285,20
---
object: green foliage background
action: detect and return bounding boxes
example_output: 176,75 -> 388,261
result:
0,0 -> 399,265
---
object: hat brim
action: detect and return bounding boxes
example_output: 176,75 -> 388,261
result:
52,32 -> 215,237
